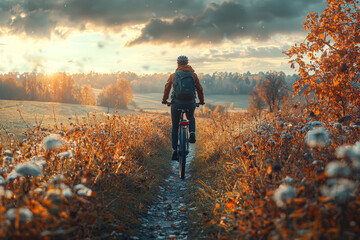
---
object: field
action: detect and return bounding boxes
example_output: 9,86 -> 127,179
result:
0,97 -> 359,239
132,93 -> 249,111
0,100 -> 133,136
0,93 -> 248,136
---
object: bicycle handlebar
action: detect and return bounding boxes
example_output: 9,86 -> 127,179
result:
163,101 -> 201,107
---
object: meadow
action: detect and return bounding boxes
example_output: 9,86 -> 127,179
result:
0,98 -> 359,239
190,108 -> 360,239
0,93 -> 247,136
0,107 -> 172,239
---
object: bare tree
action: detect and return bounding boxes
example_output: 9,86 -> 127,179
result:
257,71 -> 288,113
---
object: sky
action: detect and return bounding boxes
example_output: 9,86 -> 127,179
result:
0,0 -> 326,75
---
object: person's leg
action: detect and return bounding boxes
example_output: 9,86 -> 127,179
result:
171,103 -> 181,150
185,103 -> 196,133
185,103 -> 196,143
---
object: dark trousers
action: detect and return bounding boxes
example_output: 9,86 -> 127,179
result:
171,102 -> 196,150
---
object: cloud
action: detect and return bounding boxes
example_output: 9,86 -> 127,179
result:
127,0 -> 324,46
0,0 -> 205,39
191,46 -> 289,63
0,0 -> 324,46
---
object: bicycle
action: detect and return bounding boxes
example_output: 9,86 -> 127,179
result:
165,101 -> 200,179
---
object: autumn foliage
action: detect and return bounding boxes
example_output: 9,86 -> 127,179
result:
97,78 -> 133,109
285,0 -> 360,118
0,73 -> 96,106
0,112 -> 171,239
191,109 -> 360,239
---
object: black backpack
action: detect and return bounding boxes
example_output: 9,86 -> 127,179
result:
172,71 -> 196,101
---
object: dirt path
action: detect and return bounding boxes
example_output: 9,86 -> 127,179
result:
134,146 -> 196,240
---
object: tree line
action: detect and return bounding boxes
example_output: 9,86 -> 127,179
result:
72,71 -> 299,95
0,73 -> 133,109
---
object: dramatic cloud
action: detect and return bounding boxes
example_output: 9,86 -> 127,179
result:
0,0 -> 325,47
0,0 -> 205,38
128,0 -> 324,46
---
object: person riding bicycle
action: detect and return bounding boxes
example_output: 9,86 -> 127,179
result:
162,56 -> 205,160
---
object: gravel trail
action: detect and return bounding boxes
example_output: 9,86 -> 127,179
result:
135,146 -> 196,240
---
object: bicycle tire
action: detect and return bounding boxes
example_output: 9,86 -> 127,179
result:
179,126 -> 187,179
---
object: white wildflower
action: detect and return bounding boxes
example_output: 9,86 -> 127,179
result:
280,176 -> 294,184
42,134 -> 64,151
320,178 -> 357,202
4,156 -> 14,164
15,162 -> 42,177
336,142 -> 360,169
6,170 -> 21,182
30,156 -> 46,169
6,208 -> 33,223
4,150 -> 13,156
273,184 -> 296,208
57,151 -> 73,158
0,186 -> 13,199
77,187 -> 92,197
325,161 -> 351,177
0,166 -> 7,174
336,145 -> 352,158
245,141 -> 252,146
46,188 -> 72,201
305,128 -> 330,148
73,184 -> 86,190
305,121 -> 323,131
32,187 -> 44,194
48,174 -> 65,185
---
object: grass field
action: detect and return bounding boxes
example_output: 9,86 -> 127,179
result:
0,93 -> 248,136
0,99 -> 133,136
132,93 -> 249,111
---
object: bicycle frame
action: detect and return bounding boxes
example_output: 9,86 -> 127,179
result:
178,109 -> 190,179
165,101 -> 200,179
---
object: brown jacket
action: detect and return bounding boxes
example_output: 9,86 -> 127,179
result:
162,65 -> 204,103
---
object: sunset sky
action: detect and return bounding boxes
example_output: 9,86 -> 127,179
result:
0,0 -> 326,75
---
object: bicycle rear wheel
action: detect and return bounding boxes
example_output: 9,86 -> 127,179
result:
179,127 -> 187,179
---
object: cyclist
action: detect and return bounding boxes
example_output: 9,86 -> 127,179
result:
162,56 -> 205,161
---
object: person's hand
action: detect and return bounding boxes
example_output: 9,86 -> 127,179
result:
162,100 -> 167,104
199,101 -> 205,105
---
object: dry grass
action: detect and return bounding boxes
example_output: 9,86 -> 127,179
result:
191,108 -> 360,239
0,112 -> 171,239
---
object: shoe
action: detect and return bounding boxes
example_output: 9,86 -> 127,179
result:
172,150 -> 178,161
189,132 -> 196,143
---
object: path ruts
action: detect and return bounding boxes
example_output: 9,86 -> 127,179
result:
134,146 -> 195,239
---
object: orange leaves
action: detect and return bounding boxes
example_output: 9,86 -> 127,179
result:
214,203 -> 220,214
284,0 -> 360,118
225,200 -> 235,210
267,165 -> 272,174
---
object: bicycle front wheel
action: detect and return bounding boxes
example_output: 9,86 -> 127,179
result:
179,127 -> 187,179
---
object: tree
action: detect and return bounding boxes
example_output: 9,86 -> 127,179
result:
80,85 -> 96,105
98,78 -> 133,109
285,0 -> 360,118
248,88 -> 266,118
257,71 -> 288,113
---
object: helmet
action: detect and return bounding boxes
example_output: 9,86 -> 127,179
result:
177,55 -> 188,65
